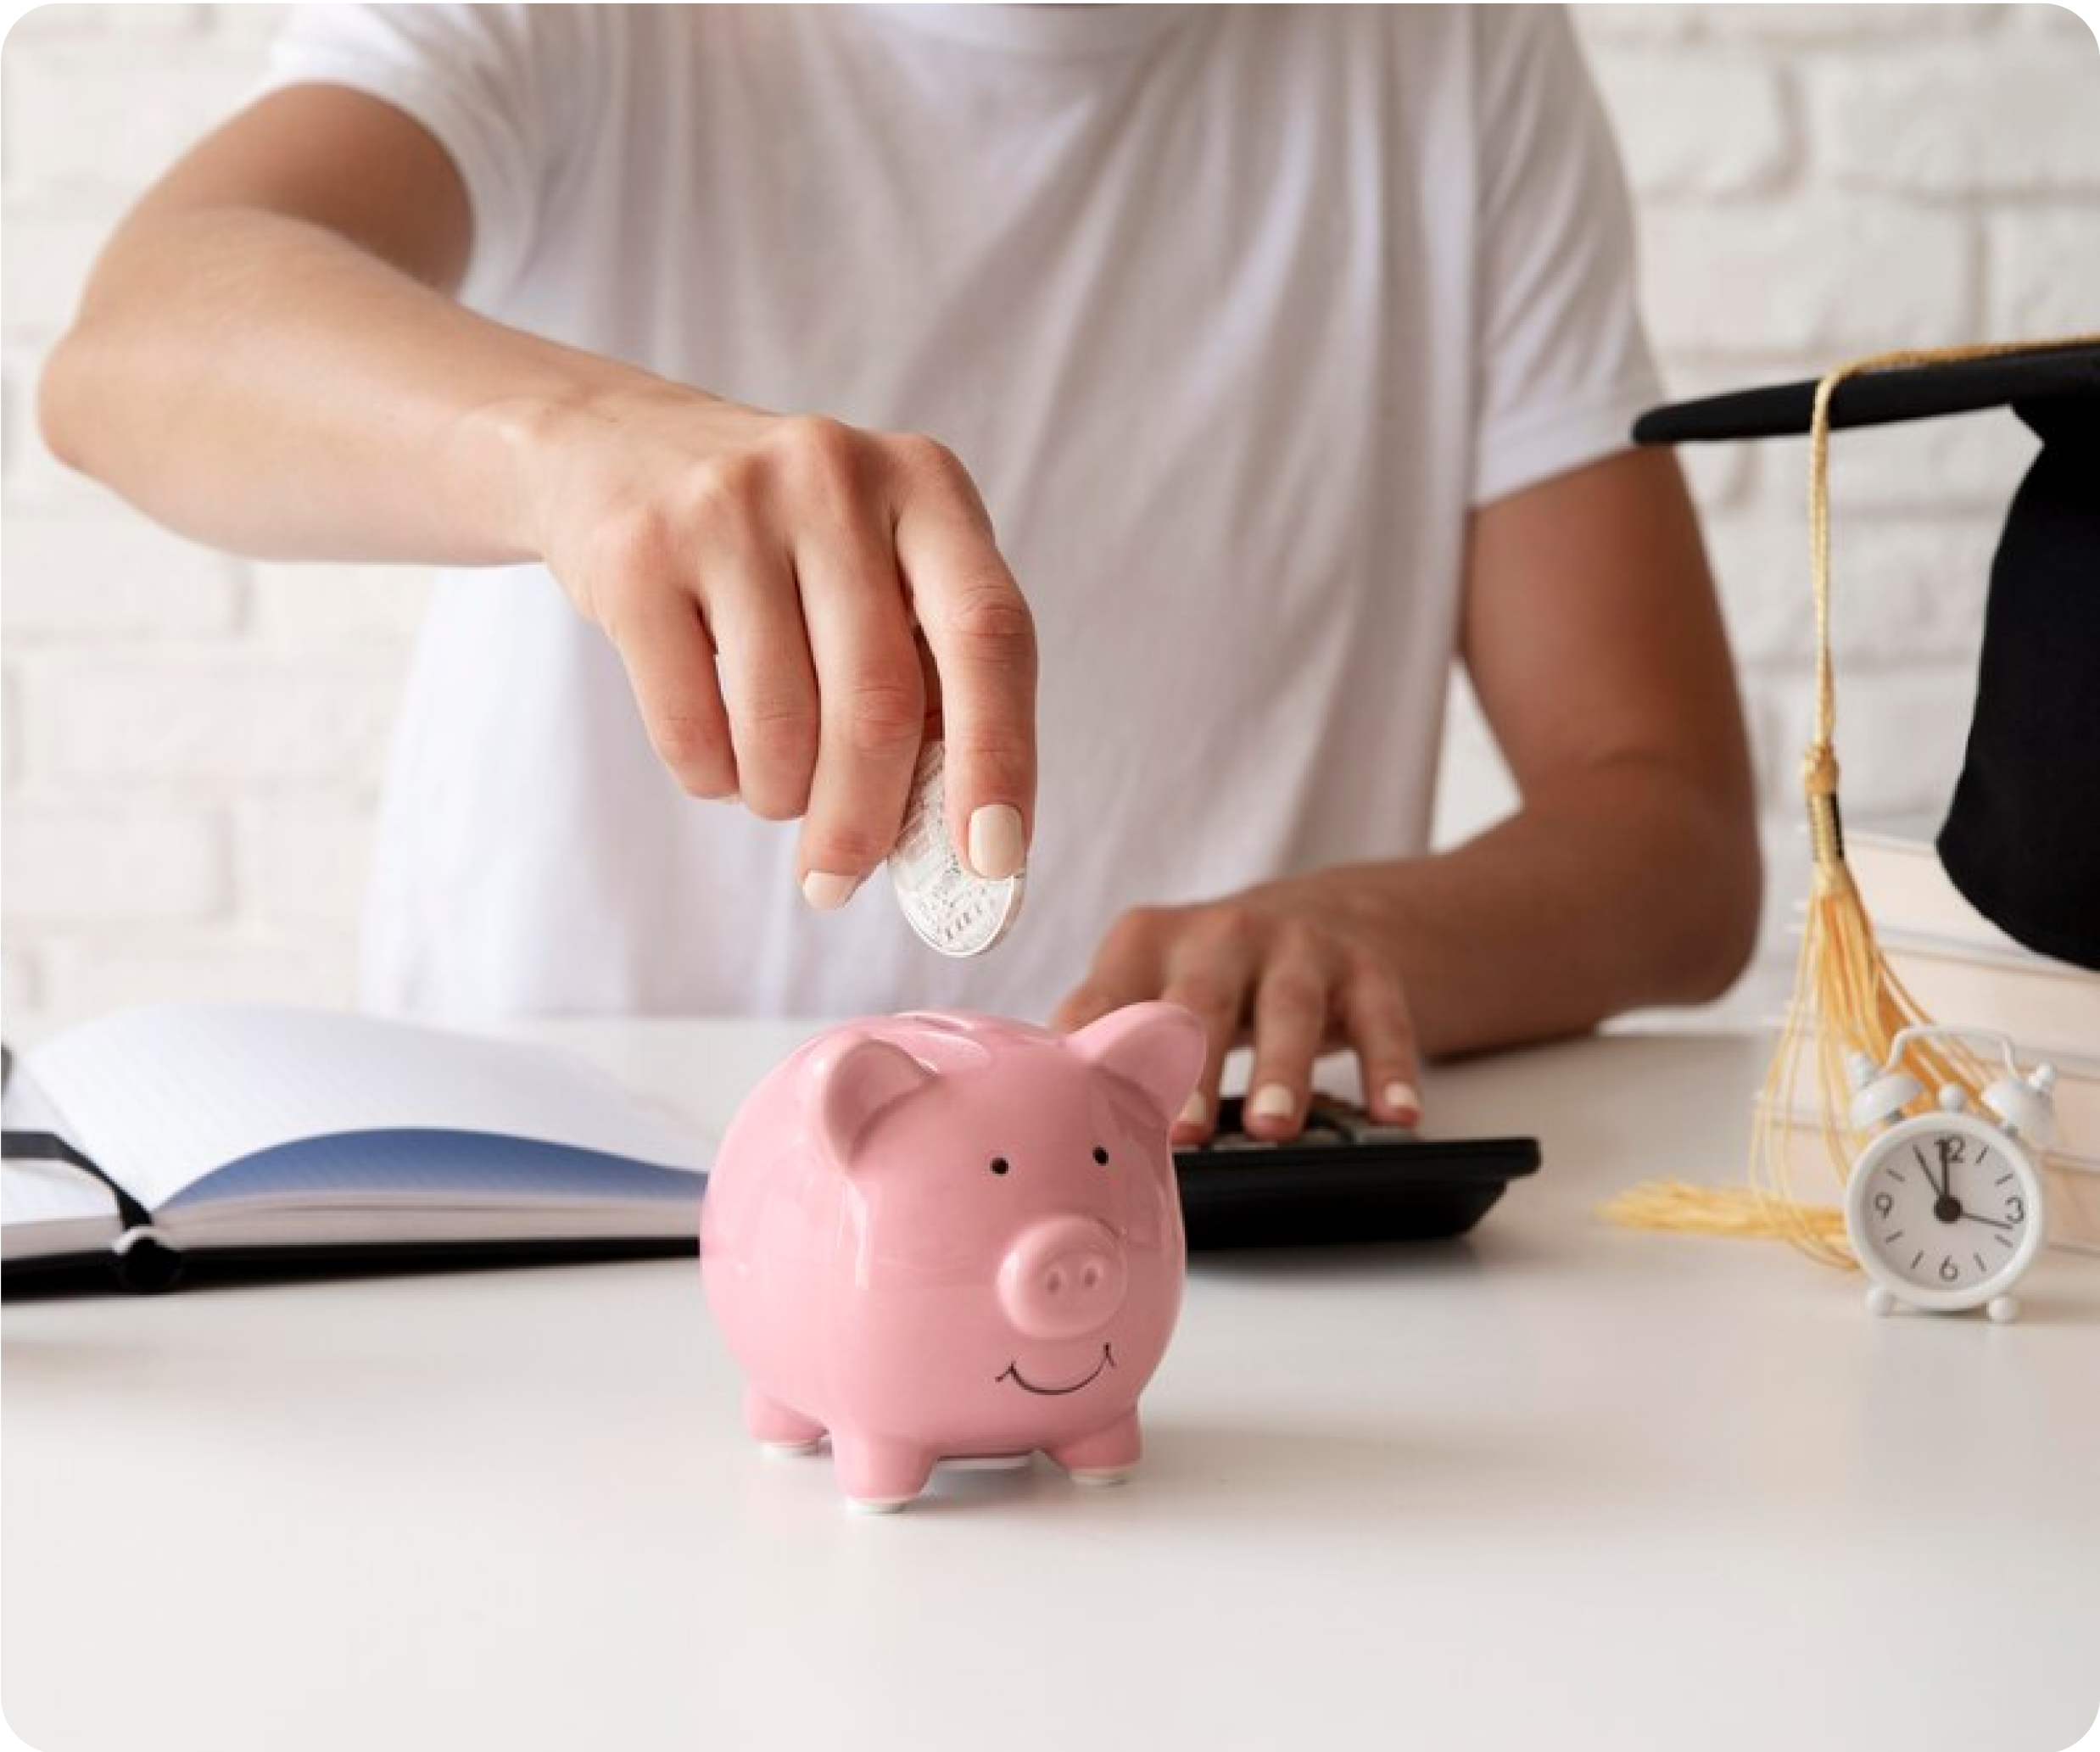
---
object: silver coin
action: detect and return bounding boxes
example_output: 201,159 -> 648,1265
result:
887,740 -> 1025,958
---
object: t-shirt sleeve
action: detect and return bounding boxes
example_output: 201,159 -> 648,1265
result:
1467,7 -> 1662,507
256,3 -> 586,310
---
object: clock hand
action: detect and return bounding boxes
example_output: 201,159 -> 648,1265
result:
1959,1210 -> 2015,1232
1912,1142 -> 1944,1199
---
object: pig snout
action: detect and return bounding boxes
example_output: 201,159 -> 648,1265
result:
997,1216 -> 1128,1340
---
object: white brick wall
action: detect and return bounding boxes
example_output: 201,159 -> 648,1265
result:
2,3 -> 2097,1040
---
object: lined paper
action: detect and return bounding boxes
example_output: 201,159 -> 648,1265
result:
23,1003 -> 713,1211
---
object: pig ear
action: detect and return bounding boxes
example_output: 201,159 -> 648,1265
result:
1067,1002 -> 1206,1125
807,1035 -> 937,1167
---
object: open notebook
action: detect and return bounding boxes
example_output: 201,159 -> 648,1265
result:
2,1003 -> 712,1292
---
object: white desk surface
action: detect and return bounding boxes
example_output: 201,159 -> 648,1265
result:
5,1024 -> 2096,1752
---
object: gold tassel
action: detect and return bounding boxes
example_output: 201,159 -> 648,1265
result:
1597,1180 -> 1849,1247
1598,336 -> 2100,1262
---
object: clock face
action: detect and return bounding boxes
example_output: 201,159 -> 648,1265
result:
1850,1114 -> 2044,1306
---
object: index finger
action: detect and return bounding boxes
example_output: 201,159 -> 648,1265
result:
888,438 -> 1036,879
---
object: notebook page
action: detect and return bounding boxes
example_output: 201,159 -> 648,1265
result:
25,1003 -> 713,1211
3,1063 -> 69,1135
3,1071 -> 122,1256
162,1130 -> 701,1214
2,1158 -> 120,1252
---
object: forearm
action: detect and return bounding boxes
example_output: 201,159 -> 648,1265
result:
37,163 -> 1040,896
1320,757 -> 1762,1060
1058,449 -> 1759,1137
39,204 -> 651,564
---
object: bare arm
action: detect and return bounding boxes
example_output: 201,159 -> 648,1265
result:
1370,444 -> 1762,1052
40,86 -> 1036,898
41,85 -> 556,562
1057,447 -> 1762,1139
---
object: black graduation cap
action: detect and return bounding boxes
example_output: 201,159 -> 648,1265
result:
1634,339 -> 2100,973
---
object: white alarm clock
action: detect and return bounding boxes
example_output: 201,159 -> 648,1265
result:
1844,1025 -> 2053,1323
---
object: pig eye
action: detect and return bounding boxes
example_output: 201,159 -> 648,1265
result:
1092,1146 -> 1110,1166
989,1157 -> 1011,1176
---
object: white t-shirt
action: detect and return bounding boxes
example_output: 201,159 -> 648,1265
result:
263,3 -> 1660,1024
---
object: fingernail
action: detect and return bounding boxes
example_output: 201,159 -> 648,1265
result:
1248,1084 -> 1296,1123
1382,1080 -> 1422,1120
1176,1091 -> 1210,1130
801,871 -> 861,911
967,804 -> 1025,879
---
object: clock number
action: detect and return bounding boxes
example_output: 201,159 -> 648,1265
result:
1939,1255 -> 1960,1283
1873,1191 -> 1894,1218
1934,1135 -> 1967,1199
2006,1196 -> 2025,1224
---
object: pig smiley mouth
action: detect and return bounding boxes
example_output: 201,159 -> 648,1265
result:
997,1342 -> 1116,1396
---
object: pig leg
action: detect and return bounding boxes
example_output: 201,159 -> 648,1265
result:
829,1431 -> 936,1513
744,1387 -> 825,1454
1050,1411 -> 1142,1486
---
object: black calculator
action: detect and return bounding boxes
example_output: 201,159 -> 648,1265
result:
1171,1094 -> 1540,1251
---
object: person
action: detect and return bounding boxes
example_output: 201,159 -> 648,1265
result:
38,4 -> 1761,1145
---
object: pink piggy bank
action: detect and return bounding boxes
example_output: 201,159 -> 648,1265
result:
701,1003 -> 1204,1511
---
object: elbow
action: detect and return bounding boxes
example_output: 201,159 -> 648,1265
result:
1676,792 -> 1763,1003
36,325 -> 96,477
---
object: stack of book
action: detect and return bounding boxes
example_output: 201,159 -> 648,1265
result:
1764,828 -> 2099,1255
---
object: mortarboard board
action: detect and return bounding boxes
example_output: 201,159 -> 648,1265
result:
1604,335 -> 2100,1266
